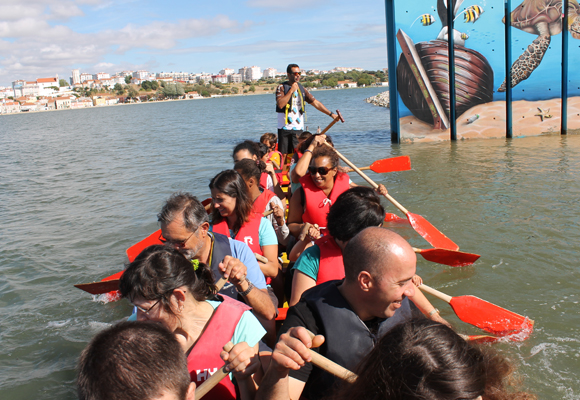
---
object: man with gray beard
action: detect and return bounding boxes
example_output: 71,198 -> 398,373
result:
157,192 -> 276,325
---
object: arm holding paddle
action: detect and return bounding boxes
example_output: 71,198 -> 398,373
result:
220,342 -> 262,400
219,256 -> 276,321
256,327 -> 325,400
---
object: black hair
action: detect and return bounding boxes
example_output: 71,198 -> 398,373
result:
327,187 -> 385,242
119,245 -> 216,314
78,321 -> 191,400
287,63 -> 299,73
209,169 -> 253,234
234,158 -> 266,183
232,140 -> 260,161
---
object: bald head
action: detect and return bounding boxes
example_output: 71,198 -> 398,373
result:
343,227 -> 416,282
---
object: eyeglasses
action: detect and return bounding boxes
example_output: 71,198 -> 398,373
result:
291,71 -> 301,76
159,230 -> 195,248
308,166 -> 334,176
134,299 -> 161,314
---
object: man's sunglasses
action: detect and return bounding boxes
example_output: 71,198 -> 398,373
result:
291,71 -> 301,76
158,230 -> 195,248
308,166 -> 333,176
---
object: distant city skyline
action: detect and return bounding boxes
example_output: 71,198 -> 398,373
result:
0,0 -> 388,87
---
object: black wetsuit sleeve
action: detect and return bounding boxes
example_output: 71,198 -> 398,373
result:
277,301 -> 318,383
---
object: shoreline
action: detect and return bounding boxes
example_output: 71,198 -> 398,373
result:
0,86 -> 375,117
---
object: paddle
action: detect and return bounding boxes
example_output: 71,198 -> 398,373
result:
75,275 -> 228,296
324,142 -> 459,251
319,110 -> 345,135
194,342 -> 235,399
419,284 -> 534,339
347,156 -> 411,174
304,329 -> 357,382
413,247 -> 480,267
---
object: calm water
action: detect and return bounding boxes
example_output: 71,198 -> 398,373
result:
1,87 -> 578,399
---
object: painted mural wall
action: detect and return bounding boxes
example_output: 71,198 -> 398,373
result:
388,0 -> 580,142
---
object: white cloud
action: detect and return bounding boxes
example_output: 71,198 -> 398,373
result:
94,62 -> 115,68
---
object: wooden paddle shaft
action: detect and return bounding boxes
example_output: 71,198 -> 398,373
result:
255,253 -> 269,264
418,284 -> 452,303
319,110 -> 344,135
263,209 -> 274,217
349,166 -> 371,171
215,277 -> 227,292
323,143 -> 410,215
194,342 -> 234,399
304,329 -> 357,382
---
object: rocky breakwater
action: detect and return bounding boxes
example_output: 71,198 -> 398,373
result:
365,91 -> 390,108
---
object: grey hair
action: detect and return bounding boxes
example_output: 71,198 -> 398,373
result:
157,192 -> 208,231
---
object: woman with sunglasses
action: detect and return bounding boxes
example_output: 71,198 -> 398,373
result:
119,245 -> 266,400
209,169 -> 281,283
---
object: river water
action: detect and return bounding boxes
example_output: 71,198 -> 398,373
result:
0,87 -> 578,399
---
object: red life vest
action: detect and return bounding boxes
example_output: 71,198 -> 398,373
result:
315,236 -> 345,284
252,189 -> 276,214
187,296 -> 251,400
259,172 -> 269,190
212,213 -> 263,255
299,172 -> 350,231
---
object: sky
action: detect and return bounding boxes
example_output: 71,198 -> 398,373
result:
0,0 -> 389,87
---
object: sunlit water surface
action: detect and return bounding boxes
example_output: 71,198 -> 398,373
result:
1,88 -> 578,399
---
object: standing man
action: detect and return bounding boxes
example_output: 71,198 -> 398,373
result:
276,64 -> 338,155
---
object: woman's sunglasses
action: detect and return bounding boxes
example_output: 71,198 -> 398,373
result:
308,166 -> 333,176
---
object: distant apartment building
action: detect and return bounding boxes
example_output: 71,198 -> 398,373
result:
119,71 -> 134,78
55,96 -> 74,109
157,72 -> 189,80
1,101 -> 21,114
71,97 -> 94,109
262,68 -> 277,79
239,66 -> 261,81
212,75 -> 228,84
219,68 -> 234,76
71,69 -> 81,85
0,87 -> 13,99
80,73 -> 93,83
12,77 -> 58,98
228,73 -> 242,84
133,70 -> 149,80
93,72 -> 110,80
334,67 -> 364,72
197,74 -> 213,84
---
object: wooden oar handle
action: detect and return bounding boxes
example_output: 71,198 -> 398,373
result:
319,110 -> 344,135
298,222 -> 312,241
255,253 -> 269,264
304,329 -> 357,382
215,277 -> 227,292
323,143 -> 409,215
418,284 -> 452,304
194,342 -> 234,399
348,166 -> 370,171
263,209 -> 274,217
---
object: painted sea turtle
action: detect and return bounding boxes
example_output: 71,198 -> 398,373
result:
499,0 -> 580,92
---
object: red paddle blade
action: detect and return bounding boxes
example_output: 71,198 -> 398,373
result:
384,213 -> 409,223
75,279 -> 120,295
450,296 -> 534,339
126,229 -> 163,262
369,156 -> 411,173
418,248 -> 480,267
406,212 -> 459,251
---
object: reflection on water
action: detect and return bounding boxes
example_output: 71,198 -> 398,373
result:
0,89 -> 579,399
